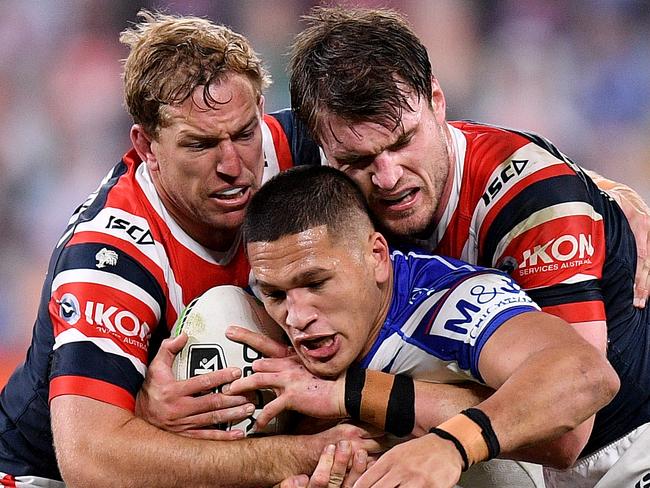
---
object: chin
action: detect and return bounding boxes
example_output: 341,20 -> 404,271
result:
306,360 -> 344,380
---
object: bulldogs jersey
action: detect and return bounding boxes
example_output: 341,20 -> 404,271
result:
360,248 -> 540,383
416,121 -> 649,455
0,111 -> 320,480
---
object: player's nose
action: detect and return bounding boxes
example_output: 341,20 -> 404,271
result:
371,153 -> 403,190
216,140 -> 243,178
285,290 -> 318,331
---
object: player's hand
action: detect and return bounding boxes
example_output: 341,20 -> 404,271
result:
352,433 -> 464,488
278,441 -> 369,488
615,188 -> 650,308
318,423 -> 388,458
591,174 -> 650,308
226,324 -> 292,357
136,332 -> 255,440
227,355 -> 346,429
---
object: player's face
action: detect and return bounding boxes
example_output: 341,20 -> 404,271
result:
318,85 -> 452,239
248,225 -> 391,378
141,74 -> 265,251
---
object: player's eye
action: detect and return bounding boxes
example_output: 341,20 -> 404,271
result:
307,280 -> 326,291
264,290 -> 286,301
234,130 -> 255,141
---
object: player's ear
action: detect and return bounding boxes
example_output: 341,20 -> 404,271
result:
130,124 -> 159,171
258,94 -> 265,116
369,231 -> 391,284
430,76 -> 446,124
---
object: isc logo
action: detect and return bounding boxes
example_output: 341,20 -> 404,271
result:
106,215 -> 154,245
481,159 -> 529,206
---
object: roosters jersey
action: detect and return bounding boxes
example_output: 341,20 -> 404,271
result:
414,121 -> 649,455
360,248 -> 539,383
0,111 -> 320,480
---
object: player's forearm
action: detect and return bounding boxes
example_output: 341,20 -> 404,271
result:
412,381 -> 493,436
505,416 -> 595,468
53,396 -> 320,487
475,342 -> 618,467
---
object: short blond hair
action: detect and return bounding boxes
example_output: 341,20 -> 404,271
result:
120,10 -> 271,137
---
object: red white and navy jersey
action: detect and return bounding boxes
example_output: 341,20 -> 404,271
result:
414,121 -> 649,455
0,111 -> 320,480
360,248 -> 539,383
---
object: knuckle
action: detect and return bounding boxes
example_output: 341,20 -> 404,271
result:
211,394 -> 224,409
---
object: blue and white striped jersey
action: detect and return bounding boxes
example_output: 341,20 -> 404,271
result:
360,248 -> 540,383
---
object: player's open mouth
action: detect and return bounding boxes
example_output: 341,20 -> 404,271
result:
298,334 -> 340,360
212,186 -> 249,201
377,188 -> 419,211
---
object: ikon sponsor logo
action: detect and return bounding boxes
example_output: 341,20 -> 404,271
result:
519,233 -> 594,272
84,300 -> 151,341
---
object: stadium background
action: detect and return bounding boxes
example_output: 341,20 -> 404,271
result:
1,0 -> 649,385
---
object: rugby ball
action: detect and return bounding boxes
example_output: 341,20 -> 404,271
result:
171,285 -> 287,435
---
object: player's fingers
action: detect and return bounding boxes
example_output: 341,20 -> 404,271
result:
177,367 -> 242,397
342,449 -> 368,488
351,460 -> 389,488
252,356 -> 300,372
228,372 -> 281,395
174,403 -> 256,431
632,216 -> 650,308
176,390 -> 251,417
226,325 -> 290,358
153,333 -> 189,367
309,444 -> 336,488
327,440 -> 353,488
253,396 -> 287,430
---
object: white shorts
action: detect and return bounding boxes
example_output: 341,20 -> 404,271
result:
544,422 -> 650,487
0,473 -> 65,487
456,459 -> 544,487
455,422 -> 650,488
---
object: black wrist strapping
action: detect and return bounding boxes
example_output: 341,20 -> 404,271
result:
344,364 -> 415,437
461,408 -> 501,460
429,427 -> 469,471
386,374 -> 415,437
344,363 -> 365,420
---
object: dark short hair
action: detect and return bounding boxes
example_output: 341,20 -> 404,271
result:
243,165 -> 373,244
289,6 -> 432,142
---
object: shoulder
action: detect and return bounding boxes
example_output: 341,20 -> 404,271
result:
265,110 -> 323,168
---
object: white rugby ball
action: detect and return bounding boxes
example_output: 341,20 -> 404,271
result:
171,285 -> 287,435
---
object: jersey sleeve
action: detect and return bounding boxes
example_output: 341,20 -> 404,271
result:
413,270 -> 539,382
477,137 -> 607,324
267,109 -> 325,167
48,240 -> 165,411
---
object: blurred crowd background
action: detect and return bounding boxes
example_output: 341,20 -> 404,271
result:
1,0 -> 649,384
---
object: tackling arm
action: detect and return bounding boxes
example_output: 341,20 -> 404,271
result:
51,393 -> 381,488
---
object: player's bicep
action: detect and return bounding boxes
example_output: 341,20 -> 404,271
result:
477,311 -> 586,389
49,242 -> 165,406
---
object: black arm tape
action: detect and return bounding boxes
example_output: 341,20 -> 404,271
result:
385,374 -> 415,437
344,363 -> 366,420
461,407 -> 501,460
429,427 -> 469,471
